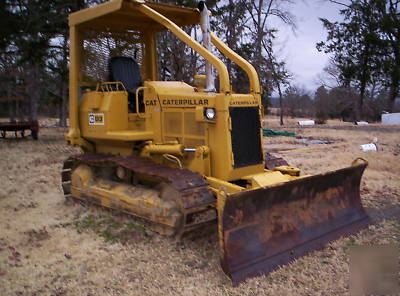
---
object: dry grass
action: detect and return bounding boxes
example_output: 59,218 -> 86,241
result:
0,117 -> 399,295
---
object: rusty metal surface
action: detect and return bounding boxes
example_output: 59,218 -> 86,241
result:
62,154 -> 216,236
61,158 -> 74,197
0,120 -> 38,130
264,152 -> 289,170
220,162 -> 370,286
0,122 -> 31,130
71,153 -> 214,209
0,120 -> 39,139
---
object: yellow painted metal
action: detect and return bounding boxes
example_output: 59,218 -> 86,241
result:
185,146 -> 211,176
135,86 -> 147,117
78,88 -> 154,143
71,164 -> 92,187
216,188 -> 227,257
63,3 -> 371,286
65,25 -> 81,146
352,157 -> 368,167
68,0 -> 123,27
195,106 -> 206,122
193,74 -> 207,92
206,177 -> 245,195
70,42 -> 262,175
137,4 -> 231,93
66,0 -> 307,213
273,166 -> 301,177
68,0 -> 201,30
143,31 -> 158,80
70,164 -> 181,234
97,82 -> 126,92
141,143 -> 183,157
243,171 -> 290,188
211,32 -> 261,95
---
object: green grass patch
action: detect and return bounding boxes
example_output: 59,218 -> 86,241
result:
74,214 -> 146,243
126,221 -> 146,232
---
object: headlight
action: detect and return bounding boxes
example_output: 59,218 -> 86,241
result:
204,108 -> 216,120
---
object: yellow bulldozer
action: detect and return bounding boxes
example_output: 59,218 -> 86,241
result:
62,0 -> 370,285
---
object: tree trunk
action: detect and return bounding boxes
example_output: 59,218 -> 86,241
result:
59,35 -> 68,127
26,66 -> 40,122
387,56 -> 400,112
60,80 -> 68,127
386,3 -> 400,113
356,81 -> 366,121
387,83 -> 399,113
356,41 -> 370,121
6,83 -> 14,121
264,44 -> 284,125
255,0 -> 264,74
277,81 -> 284,125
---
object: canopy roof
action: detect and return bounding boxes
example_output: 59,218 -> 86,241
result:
69,0 -> 201,31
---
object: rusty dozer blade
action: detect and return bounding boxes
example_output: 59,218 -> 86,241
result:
218,159 -> 371,286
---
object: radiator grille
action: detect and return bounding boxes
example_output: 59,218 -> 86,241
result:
229,107 -> 263,168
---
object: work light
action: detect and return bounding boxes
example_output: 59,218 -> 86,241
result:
205,108 -> 216,120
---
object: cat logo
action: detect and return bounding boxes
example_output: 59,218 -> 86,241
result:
88,113 -> 105,125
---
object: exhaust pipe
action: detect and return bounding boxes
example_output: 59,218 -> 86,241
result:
198,1 -> 216,92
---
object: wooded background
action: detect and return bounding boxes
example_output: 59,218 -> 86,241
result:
0,0 -> 399,126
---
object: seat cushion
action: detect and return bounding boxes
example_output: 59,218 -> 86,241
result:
108,56 -> 142,93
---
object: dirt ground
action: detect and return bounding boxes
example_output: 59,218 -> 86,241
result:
0,117 -> 399,295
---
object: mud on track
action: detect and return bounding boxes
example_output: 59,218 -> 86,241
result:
0,119 -> 399,295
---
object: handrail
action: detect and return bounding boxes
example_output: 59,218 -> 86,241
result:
210,32 -> 261,94
137,3 -> 231,93
96,82 -> 126,92
136,86 -> 147,117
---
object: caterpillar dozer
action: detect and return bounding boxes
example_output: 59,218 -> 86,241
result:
63,0 -> 371,285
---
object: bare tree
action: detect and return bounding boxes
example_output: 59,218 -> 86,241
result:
242,0 -> 296,123
315,58 -> 342,89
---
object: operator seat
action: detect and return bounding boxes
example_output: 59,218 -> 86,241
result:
108,56 -> 144,113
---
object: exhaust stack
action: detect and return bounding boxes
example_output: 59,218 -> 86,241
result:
198,1 -> 215,92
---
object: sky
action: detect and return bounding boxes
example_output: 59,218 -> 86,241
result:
270,0 -> 343,92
